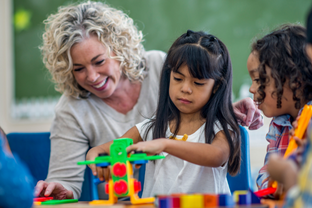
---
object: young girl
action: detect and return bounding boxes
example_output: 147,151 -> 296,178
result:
87,30 -> 241,197
247,24 -> 312,196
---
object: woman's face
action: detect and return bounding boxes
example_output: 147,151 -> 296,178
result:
71,35 -> 122,99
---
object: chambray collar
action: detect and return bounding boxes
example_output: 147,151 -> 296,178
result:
272,114 -> 292,127
271,100 -> 312,128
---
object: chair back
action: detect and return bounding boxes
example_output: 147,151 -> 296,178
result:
227,125 -> 253,192
6,132 -> 98,201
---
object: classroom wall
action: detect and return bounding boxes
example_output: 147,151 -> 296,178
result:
0,0 -> 52,133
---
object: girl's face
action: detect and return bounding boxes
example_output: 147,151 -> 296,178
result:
247,52 -> 298,119
169,64 -> 215,118
71,35 -> 122,100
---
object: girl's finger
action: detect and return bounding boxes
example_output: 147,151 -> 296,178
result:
88,164 -> 97,176
97,167 -> 105,181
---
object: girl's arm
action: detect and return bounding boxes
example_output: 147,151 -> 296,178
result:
126,131 -> 230,167
86,126 -> 142,180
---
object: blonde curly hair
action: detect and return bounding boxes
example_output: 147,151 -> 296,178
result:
40,1 -> 145,98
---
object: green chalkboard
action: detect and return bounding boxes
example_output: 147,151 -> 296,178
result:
13,0 -> 311,100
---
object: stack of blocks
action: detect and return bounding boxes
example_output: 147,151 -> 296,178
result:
157,189 -> 261,208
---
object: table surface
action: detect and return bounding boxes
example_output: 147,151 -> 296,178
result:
32,201 -> 273,208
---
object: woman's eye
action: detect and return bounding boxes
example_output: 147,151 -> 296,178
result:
96,60 -> 104,65
173,77 -> 182,81
73,67 -> 84,72
254,78 -> 260,83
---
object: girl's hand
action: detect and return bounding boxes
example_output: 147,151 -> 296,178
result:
126,139 -> 166,155
290,115 -> 307,148
86,147 -> 111,182
267,154 -> 298,193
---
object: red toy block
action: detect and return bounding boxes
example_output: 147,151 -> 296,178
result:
254,187 -> 276,197
112,163 -> 127,177
34,197 -> 53,202
113,180 -> 128,195
134,180 -> 141,193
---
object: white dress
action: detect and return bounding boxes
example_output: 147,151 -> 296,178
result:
135,119 -> 231,197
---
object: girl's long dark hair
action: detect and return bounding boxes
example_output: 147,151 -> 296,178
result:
252,24 -> 312,109
144,30 -> 240,175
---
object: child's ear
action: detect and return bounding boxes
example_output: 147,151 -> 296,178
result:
213,79 -> 222,94
213,83 -> 220,94
306,44 -> 312,63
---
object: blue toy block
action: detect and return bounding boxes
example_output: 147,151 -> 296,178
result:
249,189 -> 261,204
238,192 -> 251,205
96,162 -> 110,167
218,194 -> 234,207
93,177 -> 105,185
158,196 -> 172,208
131,160 -> 148,165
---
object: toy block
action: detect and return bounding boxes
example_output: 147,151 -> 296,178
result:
93,177 -> 105,185
284,105 -> 312,158
158,196 -> 173,208
249,189 -> 261,204
170,193 -> 185,208
218,194 -> 234,207
34,197 -> 53,202
238,192 -> 251,205
254,187 -> 276,198
181,194 -> 204,208
203,194 -> 218,207
40,199 -> 78,205
233,190 -> 248,203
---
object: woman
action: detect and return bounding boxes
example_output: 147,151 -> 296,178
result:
35,1 -> 263,200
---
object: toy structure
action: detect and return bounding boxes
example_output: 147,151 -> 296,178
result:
78,138 -> 165,205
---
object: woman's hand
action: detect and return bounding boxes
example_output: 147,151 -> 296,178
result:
126,139 -> 166,156
35,181 -> 73,200
233,97 -> 263,130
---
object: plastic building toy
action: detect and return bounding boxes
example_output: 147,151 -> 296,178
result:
169,134 -> 188,141
156,190 -> 263,208
284,104 -> 312,158
34,197 -> 53,202
40,199 -> 78,205
271,105 -> 312,189
78,138 -> 165,205
254,187 -> 277,198
180,194 -> 204,208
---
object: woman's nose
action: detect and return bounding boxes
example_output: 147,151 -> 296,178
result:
86,67 -> 99,82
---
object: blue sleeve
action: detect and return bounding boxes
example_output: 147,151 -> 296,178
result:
0,136 -> 35,208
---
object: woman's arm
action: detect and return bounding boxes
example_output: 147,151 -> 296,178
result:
126,131 -> 230,167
